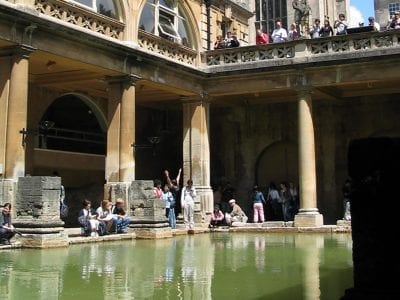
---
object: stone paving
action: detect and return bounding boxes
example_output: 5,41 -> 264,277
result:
0,220 -> 351,250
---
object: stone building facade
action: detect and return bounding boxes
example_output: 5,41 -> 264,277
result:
1,0 -> 399,228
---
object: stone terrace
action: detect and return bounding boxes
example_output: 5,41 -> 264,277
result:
0,220 -> 351,250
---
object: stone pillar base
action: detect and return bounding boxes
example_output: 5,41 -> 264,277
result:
294,208 -> 323,227
133,227 -> 173,239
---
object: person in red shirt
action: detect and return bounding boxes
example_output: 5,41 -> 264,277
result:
256,29 -> 269,45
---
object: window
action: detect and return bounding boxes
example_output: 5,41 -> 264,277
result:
389,3 -> 400,16
139,0 -> 193,48
255,0 -> 287,35
72,0 -> 119,19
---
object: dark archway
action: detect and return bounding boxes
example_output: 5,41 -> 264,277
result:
255,140 -> 298,187
39,94 -> 106,155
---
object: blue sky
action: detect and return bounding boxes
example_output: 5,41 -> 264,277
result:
349,0 -> 375,27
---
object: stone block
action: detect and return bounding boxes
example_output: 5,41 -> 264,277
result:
17,231 -> 68,248
133,227 -> 172,239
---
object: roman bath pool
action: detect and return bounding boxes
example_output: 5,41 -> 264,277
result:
0,232 -> 353,299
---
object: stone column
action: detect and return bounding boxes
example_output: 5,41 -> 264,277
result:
294,89 -> 323,227
0,45 -> 34,180
104,75 -> 140,202
182,98 -> 213,224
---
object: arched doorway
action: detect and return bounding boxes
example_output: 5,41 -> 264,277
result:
32,94 -> 107,226
255,141 -> 298,187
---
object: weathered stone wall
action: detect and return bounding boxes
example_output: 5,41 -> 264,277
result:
210,94 -> 400,224
129,180 -> 168,225
13,176 -> 68,248
16,176 -> 60,221
0,179 -> 15,208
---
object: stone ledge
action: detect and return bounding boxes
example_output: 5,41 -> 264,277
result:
0,241 -> 22,249
68,232 -> 136,245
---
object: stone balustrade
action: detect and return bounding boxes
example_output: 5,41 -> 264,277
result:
35,0 -> 124,40
202,30 -> 400,69
138,30 -> 199,66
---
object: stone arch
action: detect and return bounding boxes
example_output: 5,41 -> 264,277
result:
255,141 -> 298,187
137,0 -> 201,50
38,93 -> 107,155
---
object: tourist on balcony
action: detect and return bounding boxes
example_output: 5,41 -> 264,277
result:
288,23 -> 299,41
256,29 -> 269,44
181,179 -> 196,230
223,32 -> 232,47
271,19 -> 288,43
334,13 -> 348,35
320,19 -> 334,37
388,12 -> 400,30
214,35 -> 225,49
310,18 -> 322,38
111,199 -> 131,233
0,203 -> 16,245
368,17 -> 380,31
228,32 -> 240,47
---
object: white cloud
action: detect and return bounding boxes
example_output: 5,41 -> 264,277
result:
349,5 -> 364,27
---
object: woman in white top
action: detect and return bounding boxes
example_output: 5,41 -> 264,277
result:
180,179 -> 196,230
96,200 -> 115,234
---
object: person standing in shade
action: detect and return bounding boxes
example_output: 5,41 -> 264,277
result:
342,179 -> 352,221
162,183 -> 176,229
181,179 -> 196,230
252,185 -> 266,223
0,203 -> 16,245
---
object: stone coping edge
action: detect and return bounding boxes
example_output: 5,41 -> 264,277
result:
1,224 -> 351,249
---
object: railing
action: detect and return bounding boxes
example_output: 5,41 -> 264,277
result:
138,30 -> 199,66
35,0 -> 124,40
202,30 -> 400,68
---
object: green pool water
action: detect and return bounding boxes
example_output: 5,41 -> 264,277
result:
0,233 -> 353,300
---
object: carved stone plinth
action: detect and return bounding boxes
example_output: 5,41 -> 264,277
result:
13,176 -> 68,248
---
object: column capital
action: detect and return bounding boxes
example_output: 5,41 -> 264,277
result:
180,92 -> 212,105
0,45 -> 36,59
105,74 -> 141,86
295,87 -> 314,98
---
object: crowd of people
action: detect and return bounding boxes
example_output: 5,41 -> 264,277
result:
214,12 -> 397,51
77,198 -> 131,237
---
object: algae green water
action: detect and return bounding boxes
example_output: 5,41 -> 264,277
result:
0,233 -> 352,300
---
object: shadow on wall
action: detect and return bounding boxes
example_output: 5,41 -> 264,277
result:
62,183 -> 104,227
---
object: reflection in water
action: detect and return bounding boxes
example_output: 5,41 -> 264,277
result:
0,233 -> 353,300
